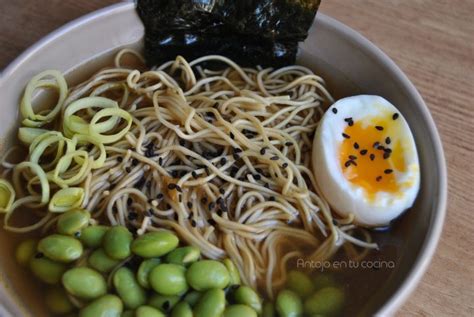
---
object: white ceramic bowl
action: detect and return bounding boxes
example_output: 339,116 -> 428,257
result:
0,3 -> 446,316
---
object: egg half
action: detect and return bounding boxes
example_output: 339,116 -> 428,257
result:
312,95 -> 420,227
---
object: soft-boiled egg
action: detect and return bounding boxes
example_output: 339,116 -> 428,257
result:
312,95 -> 420,227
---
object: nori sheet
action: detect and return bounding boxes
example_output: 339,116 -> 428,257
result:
136,0 -> 321,67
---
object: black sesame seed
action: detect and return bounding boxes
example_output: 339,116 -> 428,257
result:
255,168 -> 263,174
384,148 -> 392,154
264,183 -> 270,189
167,183 -> 177,190
370,154 -> 375,161
74,231 -> 81,237
384,169 -> 393,174
208,218 -> 217,226
270,156 -> 279,161
187,202 -> 193,209
216,197 -> 223,205
383,152 -> 391,159
354,142 -> 360,150
342,133 -> 350,139
360,149 -> 368,155
175,185 -> 183,192
179,139 -> 185,146
171,170 -> 179,178
35,252 -> 44,259
233,153 -> 240,160
377,145 -> 385,151
392,113 -> 399,120
191,171 -> 198,179
344,161 -> 351,168
332,219 -> 339,226
220,157 -> 227,165
375,126 -> 384,131
254,174 -> 261,180
269,197 -> 276,202
131,159 -> 138,166
127,198 -> 133,206
282,163 -> 289,168
385,137 -> 391,144
128,212 -> 138,220
174,213 -> 179,221
209,202 -> 216,210
117,157 -> 123,163
216,210 -> 223,216
285,142 -> 293,146
373,142 -> 380,148
349,160 -> 357,166
348,121 -> 354,126
230,132 -> 235,140
332,108 -> 338,114
157,193 -> 164,199
178,195 -> 182,203
376,176 -> 383,182
125,167 -> 131,173
260,147 -> 267,155
349,155 -> 357,160
158,157 -> 163,165
188,212 -> 193,219
234,148 -> 242,154
219,188 -> 225,195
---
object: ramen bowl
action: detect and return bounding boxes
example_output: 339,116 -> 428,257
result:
0,2 -> 446,316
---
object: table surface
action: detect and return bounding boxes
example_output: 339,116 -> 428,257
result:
1,0 -> 473,316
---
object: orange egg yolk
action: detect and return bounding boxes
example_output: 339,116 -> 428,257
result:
339,115 -> 405,198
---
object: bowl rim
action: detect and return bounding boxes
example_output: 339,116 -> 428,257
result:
0,2 -> 447,316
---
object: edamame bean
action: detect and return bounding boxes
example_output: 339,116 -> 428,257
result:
80,225 -> 109,248
137,258 -> 161,289
183,291 -> 202,307
149,264 -> 188,296
38,234 -> 83,263
304,287 -> 344,315
186,260 -> 230,291
122,310 -> 134,317
79,294 -> 123,317
193,288 -> 226,317
103,226 -> 133,260
15,239 -> 37,266
148,294 -> 180,312
224,304 -> 258,317
165,246 -> 200,265
234,286 -> 262,314
222,259 -> 241,285
89,248 -> 120,273
262,301 -> 276,317
45,287 -> 74,314
62,267 -> 107,299
57,209 -> 90,236
276,289 -> 303,317
136,305 -> 166,317
131,231 -> 179,258
113,267 -> 147,309
171,301 -> 193,317
286,270 -> 315,298
30,256 -> 67,284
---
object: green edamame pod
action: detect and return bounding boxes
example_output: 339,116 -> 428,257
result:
57,209 -> 90,236
113,267 -> 147,309
303,287 -> 344,315
165,246 -> 200,265
15,239 -> 37,266
38,234 -> 83,263
171,301 -> 193,317
183,291 -> 202,307
131,231 -> 179,258
137,258 -> 161,289
136,305 -> 166,317
262,301 -> 276,317
222,259 -> 241,285
30,256 -> 67,284
186,260 -> 230,291
276,289 -> 303,317
45,287 -> 74,314
224,304 -> 258,317
62,267 -> 107,299
80,225 -> 109,248
149,264 -> 188,296
89,248 -> 120,273
103,226 -> 133,260
193,288 -> 226,317
148,294 -> 180,312
286,270 -> 315,298
79,294 -> 123,317
234,286 -> 262,314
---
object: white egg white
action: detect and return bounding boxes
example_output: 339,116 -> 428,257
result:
312,95 -> 420,227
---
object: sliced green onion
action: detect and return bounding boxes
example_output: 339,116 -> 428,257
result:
49,187 -> 85,213
89,108 -> 133,144
13,162 -> 50,204
29,131 -> 66,171
52,150 -> 90,187
20,70 -> 67,127
72,135 -> 106,169
0,179 -> 15,213
18,127 -> 49,144
63,97 -> 118,138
